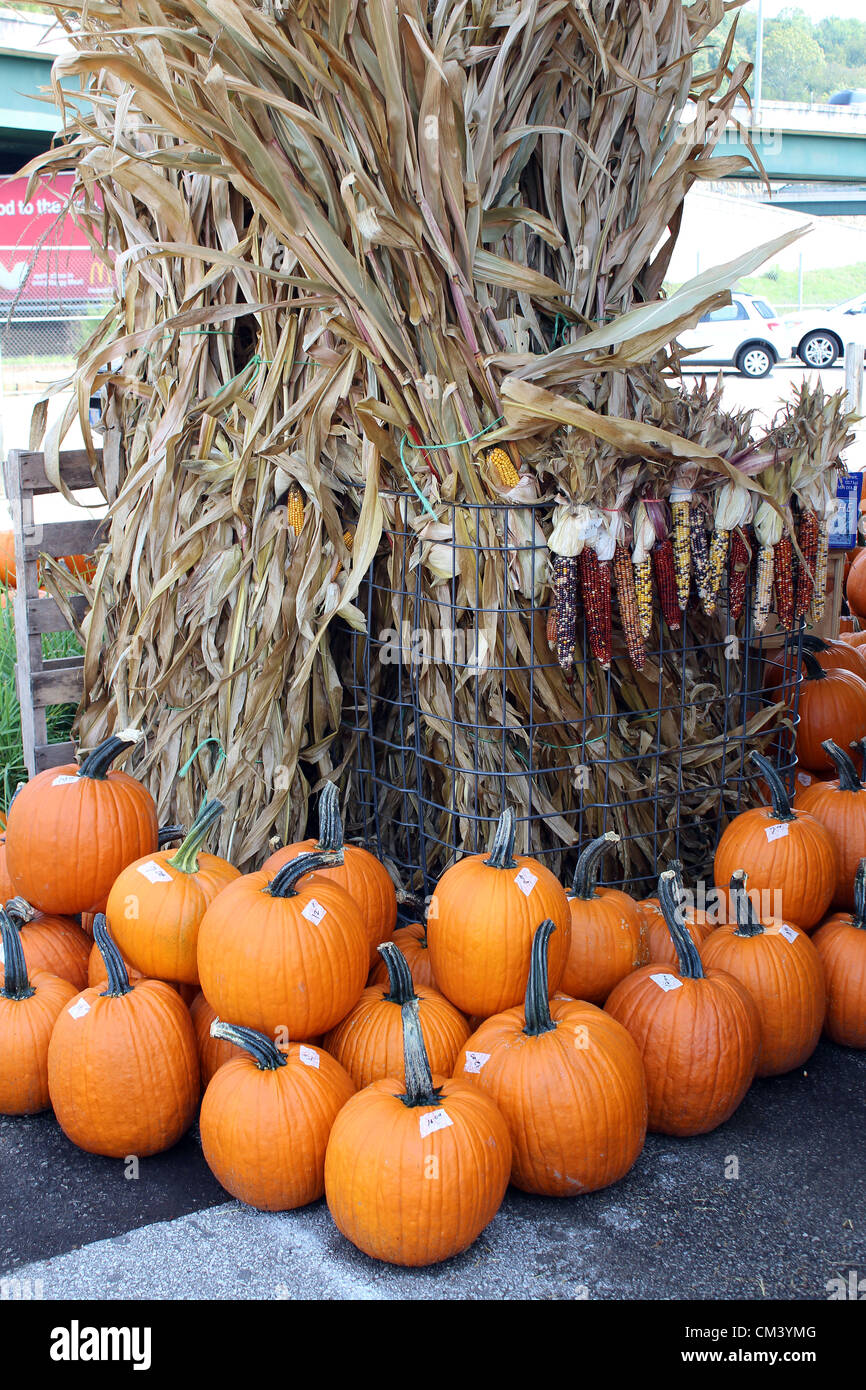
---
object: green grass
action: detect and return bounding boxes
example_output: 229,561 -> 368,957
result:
0,585 -> 82,813
665,264 -> 866,316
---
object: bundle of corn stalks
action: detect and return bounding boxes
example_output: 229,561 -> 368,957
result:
26,0 -> 848,879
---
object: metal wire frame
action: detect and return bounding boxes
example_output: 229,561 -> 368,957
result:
337,491 -> 804,909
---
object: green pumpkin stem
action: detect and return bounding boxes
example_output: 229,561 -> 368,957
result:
4,896 -> 35,925
852,858 -> 866,931
167,799 -> 225,874
266,850 -> 341,898
77,730 -> 143,781
210,1020 -> 288,1070
523,919 -> 557,1037
801,650 -> 828,683
730,871 -> 765,938
571,831 -> 619,900
0,907 -> 34,1000
378,942 -> 417,1005
315,782 -> 344,853
399,998 -> 443,1108
657,870 -> 704,979
749,750 -> 795,822
821,740 -> 862,793
93,914 -> 133,997
484,808 -> 517,869
158,824 -> 186,848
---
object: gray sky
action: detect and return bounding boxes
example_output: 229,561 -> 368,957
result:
741,1 -> 866,18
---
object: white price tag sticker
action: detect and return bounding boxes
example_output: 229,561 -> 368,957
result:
419,1108 -> 453,1138
52,775 -> 79,787
650,973 -> 683,993
514,867 -> 538,897
797,773 -> 811,787
68,998 -> 91,1019
0,942 -> 4,965
765,822 -> 790,843
301,898 -> 327,925
137,860 -> 173,884
463,1051 -> 490,1074
778,924 -> 799,944
298,1045 -> 320,1068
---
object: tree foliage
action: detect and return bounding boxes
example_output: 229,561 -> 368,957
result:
703,6 -> 866,103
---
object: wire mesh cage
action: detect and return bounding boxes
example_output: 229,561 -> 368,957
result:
337,491 -> 804,910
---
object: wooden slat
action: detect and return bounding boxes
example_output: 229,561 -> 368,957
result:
21,518 -> 103,562
8,450 -> 44,772
30,661 -> 84,707
12,449 -> 104,495
34,742 -> 76,773
26,595 -> 88,635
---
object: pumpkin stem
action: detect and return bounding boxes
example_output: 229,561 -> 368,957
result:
570,831 -> 619,900
657,870 -> 704,979
158,824 -> 186,848
77,729 -> 143,781
801,650 -> 828,683
849,857 -> 866,931
749,751 -> 795,822
523,919 -> 557,1037
315,782 -> 344,854
378,941 -> 417,1005
210,1020 -> 288,1070
266,849 -> 341,898
802,634 -> 830,656
0,907 -> 34,1000
730,870 -> 765,938
4,896 -> 35,925
93,913 -> 133,997
167,798 -> 225,874
855,737 -> 866,785
484,808 -> 517,869
821,740 -> 862,793
398,997 -> 443,1108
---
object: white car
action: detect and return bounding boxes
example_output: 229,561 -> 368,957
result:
784,293 -> 866,370
678,293 -> 791,379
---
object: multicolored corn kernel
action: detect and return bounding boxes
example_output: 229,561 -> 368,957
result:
753,545 -> 775,633
652,539 -> 681,632
550,554 -> 579,671
704,529 -> 730,618
795,510 -> 819,620
809,524 -> 830,623
672,499 -> 691,611
634,557 -> 654,641
728,528 -> 751,622
773,535 -> 795,630
580,548 -> 612,669
690,505 -> 712,611
614,543 -> 645,672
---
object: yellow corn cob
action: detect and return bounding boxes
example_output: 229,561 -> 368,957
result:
671,499 -> 691,611
703,529 -> 729,617
487,447 -> 520,489
343,527 -> 355,551
287,483 -> 304,536
614,543 -> 645,671
634,557 -> 654,641
690,505 -> 712,611
753,545 -> 774,633
809,523 -> 830,623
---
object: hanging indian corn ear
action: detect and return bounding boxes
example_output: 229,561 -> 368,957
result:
810,522 -> 831,623
728,528 -> 752,622
632,501 -> 656,642
689,503 -> 713,612
580,546 -> 612,670
613,543 -> 645,672
547,502 -> 587,673
486,447 -> 520,490
704,481 -> 749,619
773,533 -> 795,630
652,540 -> 681,632
343,527 -> 355,552
670,493 -> 692,611
286,483 -> 304,536
752,496 -> 783,634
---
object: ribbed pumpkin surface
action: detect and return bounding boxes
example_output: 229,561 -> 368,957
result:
324,984 -> 470,1089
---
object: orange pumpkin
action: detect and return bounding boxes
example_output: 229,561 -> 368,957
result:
197,850 -> 369,1039
840,629 -> 866,649
605,870 -> 761,1136
426,808 -> 571,1017
560,832 -> 643,1003
368,919 -> 437,990
846,547 -> 866,617
812,858 -> 866,1048
795,652 -> 866,774
0,907 -> 77,1113
714,751 -> 838,930
0,834 -> 15,902
701,872 -> 825,1078
639,893 -> 713,963
106,798 -> 239,985
0,529 -> 16,588
324,941 -> 470,1090
262,782 -> 397,966
764,633 -> 866,694
454,919 -> 646,1196
793,740 -> 866,912
190,991 -> 244,1086
201,1023 -> 356,1211
5,731 -> 158,915
0,896 -> 90,992
47,915 -> 199,1157
324,995 -> 511,1266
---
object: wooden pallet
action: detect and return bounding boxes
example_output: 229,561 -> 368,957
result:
4,449 -> 104,776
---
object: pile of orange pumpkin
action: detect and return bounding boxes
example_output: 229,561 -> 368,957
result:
2,727 -> 866,1270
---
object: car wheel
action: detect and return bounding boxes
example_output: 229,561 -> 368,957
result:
736,345 -> 774,379
799,331 -> 839,369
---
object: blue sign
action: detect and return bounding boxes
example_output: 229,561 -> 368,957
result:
829,473 -> 863,550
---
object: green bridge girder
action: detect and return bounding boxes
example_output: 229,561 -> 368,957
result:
717,128 -> 866,186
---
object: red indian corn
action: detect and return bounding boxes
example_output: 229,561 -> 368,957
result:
652,539 -> 681,632
795,510 -> 820,620
614,543 -> 645,672
580,548 -> 612,669
728,528 -> 751,622
773,535 -> 795,630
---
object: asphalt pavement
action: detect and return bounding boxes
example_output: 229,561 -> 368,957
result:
2,1038 -> 863,1300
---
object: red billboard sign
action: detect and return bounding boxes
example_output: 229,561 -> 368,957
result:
0,172 -> 109,308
